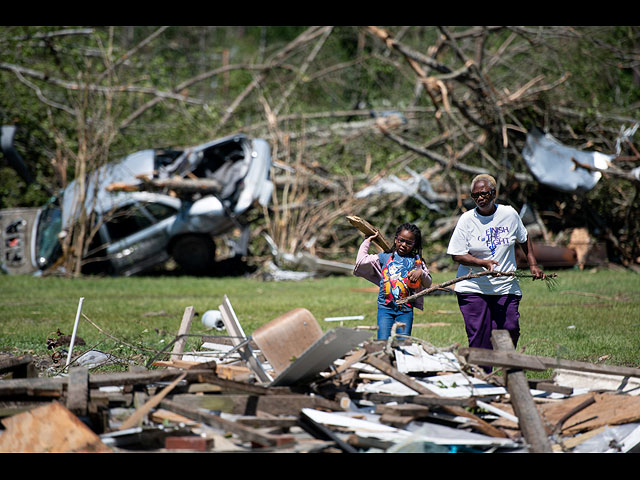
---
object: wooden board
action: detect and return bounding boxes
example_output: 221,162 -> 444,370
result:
150,408 -> 199,426
252,308 -> 323,375
491,330 -> 553,452
169,393 -> 341,416
0,401 -> 112,453
460,346 -> 640,378
152,359 -> 217,370
0,377 -> 66,397
171,306 -> 195,360
346,215 -> 393,252
540,392 -> 640,435
219,295 -> 272,383
117,372 -> 187,430
66,367 -> 89,416
0,354 -> 37,378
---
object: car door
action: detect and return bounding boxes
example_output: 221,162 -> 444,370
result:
102,199 -> 178,276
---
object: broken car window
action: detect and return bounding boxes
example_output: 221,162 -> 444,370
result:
35,203 -> 62,269
143,202 -> 177,222
105,204 -> 154,242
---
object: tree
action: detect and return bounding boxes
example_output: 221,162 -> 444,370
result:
1,26 -> 639,273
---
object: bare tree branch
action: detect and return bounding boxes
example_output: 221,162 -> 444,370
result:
216,26 -> 334,133
377,123 -> 533,182
0,28 -> 95,43
98,26 -> 171,81
274,26 -> 334,116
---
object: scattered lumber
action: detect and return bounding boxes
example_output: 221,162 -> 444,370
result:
159,398 -> 295,448
540,392 -> 640,436
169,392 -> 341,416
117,372 -> 187,431
2,301 -> 640,453
363,352 -> 508,439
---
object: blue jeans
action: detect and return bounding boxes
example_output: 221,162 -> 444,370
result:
376,305 -> 414,340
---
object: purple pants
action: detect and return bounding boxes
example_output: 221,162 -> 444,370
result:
456,292 -> 521,351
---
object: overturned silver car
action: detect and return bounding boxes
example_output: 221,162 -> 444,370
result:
1,130 -> 273,276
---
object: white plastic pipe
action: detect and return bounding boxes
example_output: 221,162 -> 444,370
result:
476,400 -> 519,424
323,316 -> 365,322
65,297 -> 84,369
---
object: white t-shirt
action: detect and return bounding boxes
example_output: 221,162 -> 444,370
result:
446,204 -> 528,295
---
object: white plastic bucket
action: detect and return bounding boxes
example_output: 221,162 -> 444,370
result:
201,310 -> 224,330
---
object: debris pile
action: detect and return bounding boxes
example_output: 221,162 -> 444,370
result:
1,297 -> 639,453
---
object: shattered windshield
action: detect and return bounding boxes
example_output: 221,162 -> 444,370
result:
35,203 -> 62,269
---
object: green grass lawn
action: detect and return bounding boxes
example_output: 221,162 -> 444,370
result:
1,268 -> 639,374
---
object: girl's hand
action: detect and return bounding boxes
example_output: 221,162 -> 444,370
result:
407,269 -> 422,288
367,231 -> 379,242
408,269 -> 421,282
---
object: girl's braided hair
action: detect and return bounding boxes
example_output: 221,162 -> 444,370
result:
393,223 -> 425,263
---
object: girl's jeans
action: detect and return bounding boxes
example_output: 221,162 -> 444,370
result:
376,304 -> 413,340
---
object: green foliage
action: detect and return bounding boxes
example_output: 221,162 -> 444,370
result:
1,26 -> 639,269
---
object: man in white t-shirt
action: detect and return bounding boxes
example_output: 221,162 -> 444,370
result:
447,174 -> 546,365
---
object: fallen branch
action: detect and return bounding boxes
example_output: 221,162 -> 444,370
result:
82,313 -> 160,353
106,176 -> 223,195
398,270 -> 558,305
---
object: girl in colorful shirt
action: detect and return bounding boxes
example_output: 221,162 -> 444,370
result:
354,223 -> 432,340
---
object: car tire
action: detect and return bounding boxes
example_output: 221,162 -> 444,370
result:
171,234 -> 216,276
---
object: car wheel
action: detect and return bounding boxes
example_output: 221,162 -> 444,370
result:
171,234 -> 216,276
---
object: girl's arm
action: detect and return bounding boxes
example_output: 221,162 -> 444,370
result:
420,261 -> 432,288
353,235 -> 383,284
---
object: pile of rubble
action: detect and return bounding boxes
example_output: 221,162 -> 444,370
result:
1,296 -> 639,453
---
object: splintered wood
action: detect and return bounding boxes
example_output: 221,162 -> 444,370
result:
1,322 -> 639,453
0,402 -> 112,453
540,392 -> 640,435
